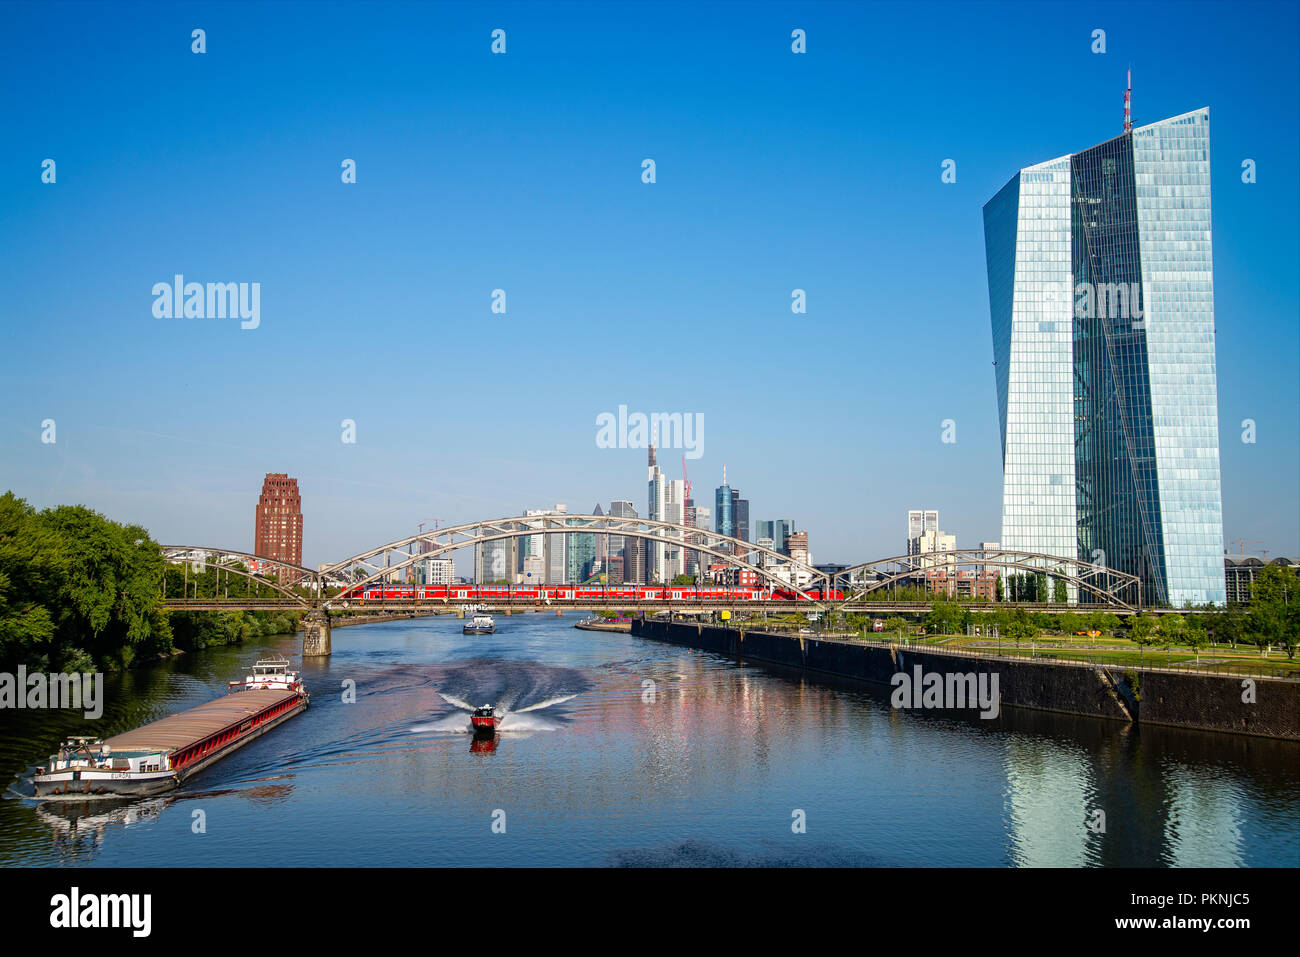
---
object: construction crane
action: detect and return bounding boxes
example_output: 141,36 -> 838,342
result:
1229,539 -> 1266,556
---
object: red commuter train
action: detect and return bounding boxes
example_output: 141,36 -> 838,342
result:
337,583 -> 844,603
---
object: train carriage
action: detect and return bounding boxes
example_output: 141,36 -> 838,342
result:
338,582 -> 840,604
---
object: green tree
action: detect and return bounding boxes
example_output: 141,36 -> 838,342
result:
1251,565 -> 1298,607
1248,566 -> 1299,659
1052,577 -> 1068,604
1004,608 -> 1038,644
1129,614 -> 1158,646
0,492 -> 173,670
1207,604 -> 1241,647
1157,613 -> 1186,648
0,569 -> 55,664
926,601 -> 964,637
884,616 -> 908,638
1184,614 -> 1208,654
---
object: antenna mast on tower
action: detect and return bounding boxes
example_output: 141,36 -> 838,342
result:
1124,68 -> 1132,132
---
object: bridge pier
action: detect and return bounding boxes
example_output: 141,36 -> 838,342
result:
302,610 -> 332,657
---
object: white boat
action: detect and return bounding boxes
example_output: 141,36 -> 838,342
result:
463,614 -> 496,635
228,656 -> 304,693
32,737 -> 177,798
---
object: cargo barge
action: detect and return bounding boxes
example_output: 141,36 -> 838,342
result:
32,658 -> 309,799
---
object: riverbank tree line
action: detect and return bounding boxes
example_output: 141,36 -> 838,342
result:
844,578 -> 1299,658
0,492 -> 300,672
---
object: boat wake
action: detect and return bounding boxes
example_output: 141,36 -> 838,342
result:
409,711 -> 564,734
414,660 -> 590,734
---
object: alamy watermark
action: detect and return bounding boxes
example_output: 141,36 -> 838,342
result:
152,274 -> 260,329
1074,281 -> 1143,327
595,405 -> 703,459
890,665 -> 1000,719
50,887 -> 151,937
0,667 -> 103,719
1016,280 -> 1148,328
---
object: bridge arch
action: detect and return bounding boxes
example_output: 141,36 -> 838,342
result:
829,548 -> 1141,610
321,515 -> 829,607
160,546 -> 317,608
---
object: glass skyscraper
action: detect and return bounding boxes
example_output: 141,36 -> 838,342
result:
983,108 -> 1225,606
566,519 -> 596,583
715,482 -> 733,538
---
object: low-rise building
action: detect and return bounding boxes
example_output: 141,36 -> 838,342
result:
924,569 -> 997,601
1224,556 -> 1298,604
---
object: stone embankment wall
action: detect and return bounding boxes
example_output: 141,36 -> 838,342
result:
631,619 -> 1300,740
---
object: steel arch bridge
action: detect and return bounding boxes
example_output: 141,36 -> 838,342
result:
160,546 -> 318,607
156,524 -> 1144,624
827,547 -> 1142,611
318,514 -> 830,607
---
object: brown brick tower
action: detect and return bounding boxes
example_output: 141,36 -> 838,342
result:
254,473 -> 303,584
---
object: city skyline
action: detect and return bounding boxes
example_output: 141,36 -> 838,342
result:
2,2 -> 1296,572
1,0 -> 1298,895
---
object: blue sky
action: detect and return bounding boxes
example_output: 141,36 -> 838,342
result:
1,0 -> 1296,571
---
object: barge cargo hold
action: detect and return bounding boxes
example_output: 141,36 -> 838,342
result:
32,687 -> 309,798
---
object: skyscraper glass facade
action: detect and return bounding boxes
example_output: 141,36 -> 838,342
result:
715,484 -> 733,538
733,495 -> 749,543
983,108 -> 1225,606
567,523 -> 596,583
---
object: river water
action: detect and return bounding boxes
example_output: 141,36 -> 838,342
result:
2,615 -> 1297,867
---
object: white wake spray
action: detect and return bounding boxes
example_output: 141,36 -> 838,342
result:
512,693 -> 579,714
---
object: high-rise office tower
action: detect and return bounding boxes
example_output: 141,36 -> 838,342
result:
591,502 -> 608,572
733,494 -> 749,544
756,519 -> 796,556
524,504 -> 568,584
662,477 -> 686,580
683,494 -> 698,577
684,502 -> 709,577
608,499 -> 636,578
253,473 -> 303,584
983,105 -> 1225,605
906,510 -> 953,568
714,466 -> 734,538
624,517 -> 646,584
567,516 -> 596,583
647,443 -> 666,582
907,510 -> 939,550
475,537 -> 516,584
